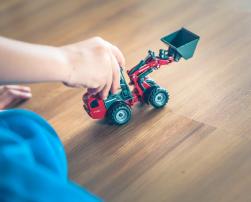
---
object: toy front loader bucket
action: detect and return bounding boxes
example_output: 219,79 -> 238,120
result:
161,28 -> 200,61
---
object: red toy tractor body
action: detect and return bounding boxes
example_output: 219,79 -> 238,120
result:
83,28 -> 200,125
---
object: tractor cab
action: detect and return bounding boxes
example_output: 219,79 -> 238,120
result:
83,68 -> 133,122
83,95 -> 107,119
83,90 -> 132,124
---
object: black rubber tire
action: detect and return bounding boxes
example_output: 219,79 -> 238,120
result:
143,86 -> 158,104
148,87 -> 169,108
107,103 -> 132,125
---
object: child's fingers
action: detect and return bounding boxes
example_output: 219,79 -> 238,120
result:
110,44 -> 126,67
87,84 -> 105,96
0,86 -> 5,94
109,53 -> 121,94
0,85 -> 30,93
100,69 -> 113,99
88,88 -> 99,95
100,78 -> 112,99
7,89 -> 32,99
103,40 -> 125,67
63,82 -> 83,88
4,85 -> 31,92
100,58 -> 114,99
0,90 -> 30,110
111,63 -> 121,94
87,88 -> 97,95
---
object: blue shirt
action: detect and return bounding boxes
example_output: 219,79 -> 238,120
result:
0,109 -> 102,202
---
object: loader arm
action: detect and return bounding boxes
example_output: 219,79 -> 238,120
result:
127,52 -> 174,97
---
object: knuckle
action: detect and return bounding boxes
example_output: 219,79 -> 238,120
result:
93,36 -> 104,44
112,44 -> 119,51
93,83 -> 100,89
89,79 -> 101,89
93,36 -> 102,41
92,37 -> 110,53
94,43 -> 107,54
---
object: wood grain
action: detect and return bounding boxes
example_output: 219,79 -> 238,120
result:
0,0 -> 251,201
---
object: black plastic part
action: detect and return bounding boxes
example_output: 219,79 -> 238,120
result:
143,86 -> 158,104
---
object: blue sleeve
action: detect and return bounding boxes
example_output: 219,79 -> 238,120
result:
0,109 -> 102,202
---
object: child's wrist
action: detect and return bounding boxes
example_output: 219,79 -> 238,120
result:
57,47 -> 74,84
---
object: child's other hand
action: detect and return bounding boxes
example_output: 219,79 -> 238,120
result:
62,37 -> 125,99
0,85 -> 32,109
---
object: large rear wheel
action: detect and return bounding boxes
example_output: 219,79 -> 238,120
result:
107,102 -> 132,125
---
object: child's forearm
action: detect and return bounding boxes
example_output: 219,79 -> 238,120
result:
0,36 -> 124,98
0,37 -> 69,84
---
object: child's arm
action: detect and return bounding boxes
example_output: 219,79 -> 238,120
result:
0,36 -> 125,99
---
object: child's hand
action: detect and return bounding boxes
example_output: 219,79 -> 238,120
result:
0,85 -> 31,109
62,37 -> 125,99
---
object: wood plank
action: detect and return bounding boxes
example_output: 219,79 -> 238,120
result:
0,0 -> 251,201
66,109 -> 216,200
114,128 -> 251,202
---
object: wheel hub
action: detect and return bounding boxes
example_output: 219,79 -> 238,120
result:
154,92 -> 166,106
116,109 -> 128,123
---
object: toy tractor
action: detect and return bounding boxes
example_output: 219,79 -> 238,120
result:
83,28 -> 200,125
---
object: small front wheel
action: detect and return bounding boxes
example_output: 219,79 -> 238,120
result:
107,103 -> 132,125
148,87 -> 169,108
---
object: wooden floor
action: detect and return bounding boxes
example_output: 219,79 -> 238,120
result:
1,0 -> 251,201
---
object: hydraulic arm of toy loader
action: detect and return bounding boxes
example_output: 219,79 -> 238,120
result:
128,27 -> 200,82
127,50 -> 174,84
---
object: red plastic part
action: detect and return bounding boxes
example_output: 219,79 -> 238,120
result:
128,57 -> 174,97
83,95 -> 107,119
